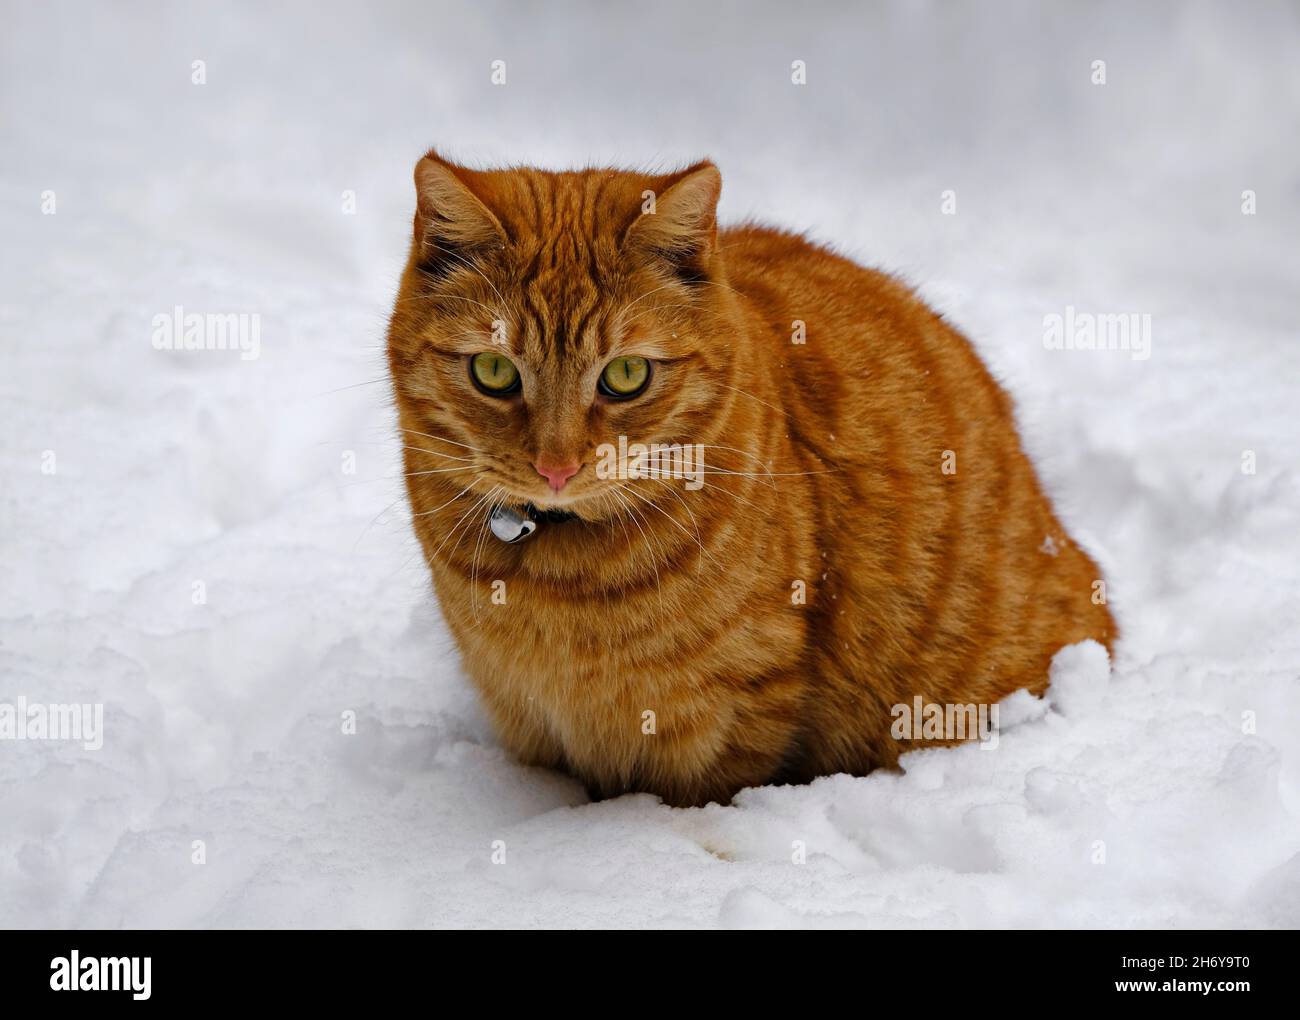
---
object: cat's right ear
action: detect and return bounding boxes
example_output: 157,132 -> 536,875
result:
412,151 -> 506,271
623,161 -> 722,281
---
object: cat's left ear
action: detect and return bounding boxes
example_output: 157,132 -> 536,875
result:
623,161 -> 722,276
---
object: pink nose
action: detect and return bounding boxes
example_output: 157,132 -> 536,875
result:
535,460 -> 581,492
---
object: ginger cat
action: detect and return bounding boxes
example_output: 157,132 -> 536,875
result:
387,151 -> 1116,807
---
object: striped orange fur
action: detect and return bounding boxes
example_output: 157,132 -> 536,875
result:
386,151 -> 1116,807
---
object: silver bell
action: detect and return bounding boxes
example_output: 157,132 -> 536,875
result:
489,505 -> 537,544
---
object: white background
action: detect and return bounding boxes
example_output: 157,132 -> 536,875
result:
2,0 -> 1298,927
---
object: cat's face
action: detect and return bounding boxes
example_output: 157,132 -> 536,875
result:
388,152 -> 732,519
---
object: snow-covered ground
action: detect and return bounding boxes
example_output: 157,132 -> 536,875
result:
2,1 -> 1298,928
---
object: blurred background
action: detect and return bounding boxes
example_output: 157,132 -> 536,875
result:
2,1 -> 1298,928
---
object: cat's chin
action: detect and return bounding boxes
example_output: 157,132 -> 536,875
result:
497,491 -> 607,525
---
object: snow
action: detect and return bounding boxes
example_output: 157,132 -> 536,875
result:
2,1 -> 1298,928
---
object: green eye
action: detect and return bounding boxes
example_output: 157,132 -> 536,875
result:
599,356 -> 651,398
470,352 -> 520,395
